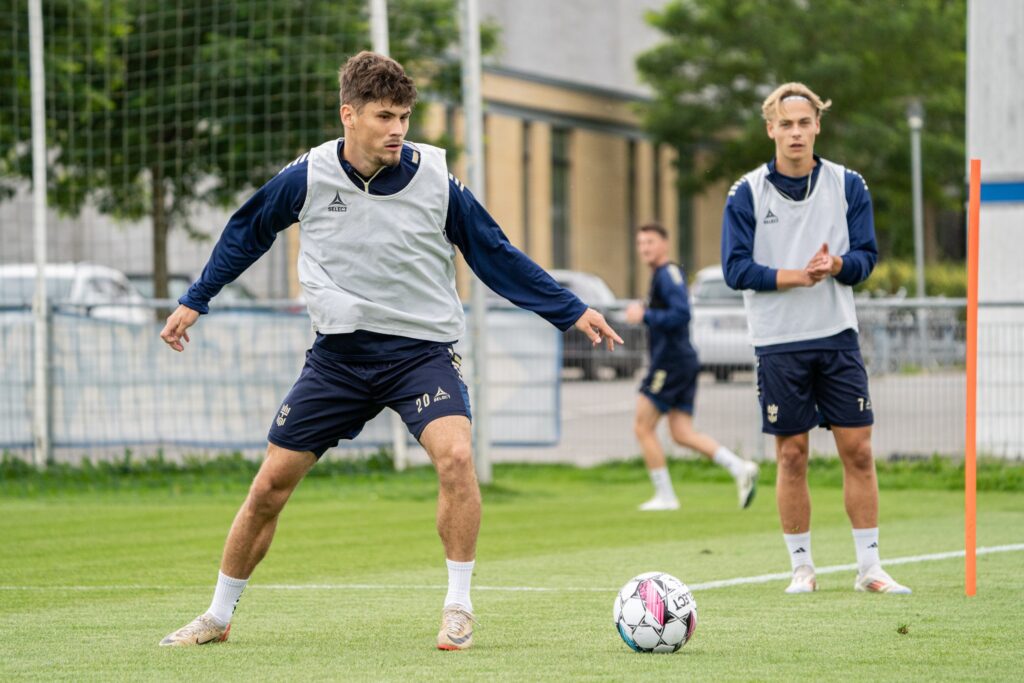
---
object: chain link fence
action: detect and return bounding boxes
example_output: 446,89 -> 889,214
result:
4,298 -> 1019,463
1,3 -> 1013,465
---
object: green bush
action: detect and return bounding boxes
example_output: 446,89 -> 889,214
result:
858,259 -> 966,298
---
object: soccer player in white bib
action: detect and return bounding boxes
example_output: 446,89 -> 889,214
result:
157,52 -> 623,649
721,83 -> 910,595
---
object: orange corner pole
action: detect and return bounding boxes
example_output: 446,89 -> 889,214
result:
965,158 -> 980,597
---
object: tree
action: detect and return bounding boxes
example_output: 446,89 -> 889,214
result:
637,0 -> 966,259
2,0 -> 495,306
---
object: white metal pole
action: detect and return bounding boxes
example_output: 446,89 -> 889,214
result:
28,0 -> 51,468
908,101 -> 928,355
370,0 -> 390,56
910,111 -> 926,301
368,0 -> 408,471
459,0 -> 492,484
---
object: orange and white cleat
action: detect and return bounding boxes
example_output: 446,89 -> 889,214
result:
855,566 -> 912,594
159,613 -> 231,647
437,605 -> 476,650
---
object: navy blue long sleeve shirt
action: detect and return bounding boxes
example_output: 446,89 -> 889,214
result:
644,263 -> 697,368
181,141 -> 587,356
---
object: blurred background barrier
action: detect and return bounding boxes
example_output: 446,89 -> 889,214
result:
498,298 -> 982,465
4,296 -> 1020,463
0,303 -> 560,460
2,1 -> 1009,466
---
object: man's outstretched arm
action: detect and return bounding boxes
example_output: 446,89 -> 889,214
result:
445,178 -> 623,350
161,159 -> 307,351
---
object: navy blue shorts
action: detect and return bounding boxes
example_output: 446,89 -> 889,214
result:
268,344 -> 471,457
640,360 -> 699,415
756,348 -> 873,435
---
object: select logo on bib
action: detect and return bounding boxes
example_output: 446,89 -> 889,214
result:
764,209 -> 779,224
328,191 -> 348,213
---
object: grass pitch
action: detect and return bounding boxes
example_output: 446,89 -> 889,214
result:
1,458 -> 1021,681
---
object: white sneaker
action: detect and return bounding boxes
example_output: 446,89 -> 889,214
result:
159,613 -> 230,646
638,496 -> 680,511
736,461 -> 759,509
784,565 -> 818,594
855,565 -> 912,594
437,605 -> 476,650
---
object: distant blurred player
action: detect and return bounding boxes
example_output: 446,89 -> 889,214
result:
721,83 -> 910,594
157,51 -> 622,650
626,223 -> 758,512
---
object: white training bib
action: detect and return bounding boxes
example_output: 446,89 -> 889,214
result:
296,139 -> 464,341
741,159 -> 859,346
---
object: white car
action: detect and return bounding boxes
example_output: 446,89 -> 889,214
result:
0,263 -> 149,324
125,272 -> 269,310
689,265 -> 754,382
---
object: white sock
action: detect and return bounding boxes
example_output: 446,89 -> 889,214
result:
783,532 -> 814,571
648,467 -> 676,500
206,571 -> 248,626
852,527 -> 881,574
444,559 -> 475,612
712,446 -> 745,479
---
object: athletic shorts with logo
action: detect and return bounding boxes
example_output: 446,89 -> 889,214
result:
268,344 -> 471,457
756,347 -> 873,435
640,357 -> 700,415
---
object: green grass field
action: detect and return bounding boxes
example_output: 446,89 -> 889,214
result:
1,458 -> 1022,681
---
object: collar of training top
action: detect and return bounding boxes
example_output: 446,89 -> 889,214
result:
336,139 -> 420,196
766,154 -> 823,201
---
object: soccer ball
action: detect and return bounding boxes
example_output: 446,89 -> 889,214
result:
613,571 -> 697,653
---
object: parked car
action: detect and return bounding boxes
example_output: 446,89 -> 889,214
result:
126,272 -> 260,308
487,269 -> 646,380
689,265 -> 754,382
0,263 -> 149,324
541,270 -> 646,380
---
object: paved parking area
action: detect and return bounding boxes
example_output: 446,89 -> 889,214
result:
397,370 -> 967,467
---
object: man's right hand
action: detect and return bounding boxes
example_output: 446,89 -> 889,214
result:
805,242 -> 832,282
573,308 -> 625,352
160,304 -> 200,352
776,243 -> 833,290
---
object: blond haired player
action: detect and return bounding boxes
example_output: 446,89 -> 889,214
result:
721,83 -> 910,595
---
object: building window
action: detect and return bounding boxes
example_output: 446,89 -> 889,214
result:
522,120 -> 531,255
677,149 -> 693,273
652,144 -> 662,225
627,139 -> 638,297
551,127 -> 571,269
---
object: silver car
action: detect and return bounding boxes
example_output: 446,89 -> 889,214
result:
0,262 -> 148,324
689,265 -> 754,382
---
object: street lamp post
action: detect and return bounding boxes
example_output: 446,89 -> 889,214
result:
906,99 -> 928,358
907,99 -> 926,301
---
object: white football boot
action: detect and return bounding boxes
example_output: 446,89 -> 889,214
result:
638,495 -> 680,511
854,565 -> 912,594
784,565 -> 818,594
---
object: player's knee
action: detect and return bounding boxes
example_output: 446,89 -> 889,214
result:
670,426 -> 693,446
843,440 -> 874,473
634,418 -> 655,439
776,442 -> 809,477
246,474 -> 291,518
434,441 -> 474,482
